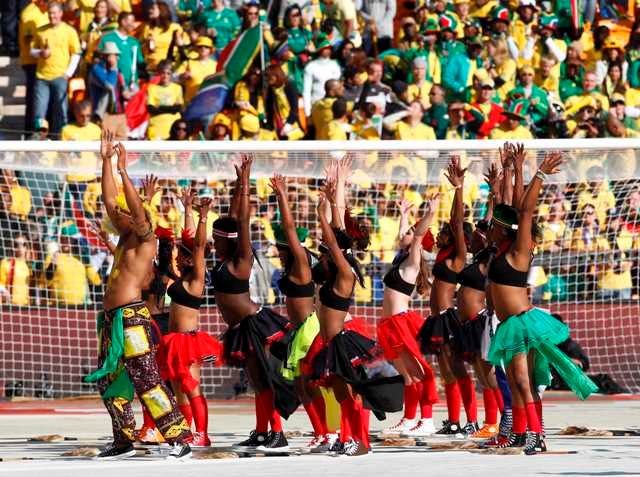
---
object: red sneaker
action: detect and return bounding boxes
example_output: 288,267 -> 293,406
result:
189,431 -> 211,448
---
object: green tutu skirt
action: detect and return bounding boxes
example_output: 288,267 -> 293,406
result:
488,308 -> 598,400
281,312 -> 320,381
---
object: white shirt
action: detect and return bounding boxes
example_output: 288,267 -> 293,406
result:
303,57 -> 342,116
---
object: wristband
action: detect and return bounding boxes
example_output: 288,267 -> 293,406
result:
535,170 -> 547,182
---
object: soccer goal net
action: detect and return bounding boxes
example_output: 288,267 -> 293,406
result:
0,139 -> 639,399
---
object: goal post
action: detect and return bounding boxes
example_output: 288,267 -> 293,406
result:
0,138 -> 639,398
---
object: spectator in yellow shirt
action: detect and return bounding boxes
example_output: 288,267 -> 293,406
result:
326,98 -> 351,140
8,175 -> 32,221
489,98 -> 534,139
239,114 -> 277,140
147,60 -> 184,139
19,0 -> 49,132
176,36 -> 217,103
140,0 -> 184,71
310,79 -> 344,139
45,223 -> 101,306
0,235 -> 32,307
32,1 -> 81,134
61,100 -> 102,195
407,56 -> 432,110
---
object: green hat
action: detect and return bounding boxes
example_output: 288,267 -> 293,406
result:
539,14 -> 558,30
439,13 -> 458,32
61,221 -> 80,237
503,98 -> 530,120
492,204 -> 519,230
466,35 -> 483,47
273,224 -> 309,247
463,17 -> 481,30
421,17 -> 440,34
314,33 -> 332,52
492,5 -> 511,22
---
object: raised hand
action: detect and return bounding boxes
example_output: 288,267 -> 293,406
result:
499,142 -> 513,169
399,198 -> 413,218
269,173 -> 287,196
322,177 -> 337,204
324,159 -> 338,183
512,142 -> 526,170
100,129 -> 115,160
196,197 -> 213,215
240,153 -> 253,181
484,162 -> 501,194
444,156 -> 466,188
141,174 -> 160,202
114,142 -> 127,171
337,153 -> 353,180
424,193 -> 440,218
177,186 -> 196,209
539,151 -> 564,175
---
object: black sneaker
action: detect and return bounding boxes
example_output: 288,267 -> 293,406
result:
436,420 -> 463,435
233,430 -> 269,450
328,439 -> 344,454
95,442 -> 136,460
524,432 -> 547,455
256,431 -> 289,453
499,409 -> 513,437
338,439 -> 368,457
497,432 -> 526,448
462,422 -> 480,436
167,442 -> 192,460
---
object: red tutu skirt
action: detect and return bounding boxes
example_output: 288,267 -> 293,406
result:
299,334 -> 325,377
377,310 -> 425,361
158,331 -> 223,393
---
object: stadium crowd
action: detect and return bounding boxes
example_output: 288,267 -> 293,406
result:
0,0 -> 639,140
0,0 -> 640,309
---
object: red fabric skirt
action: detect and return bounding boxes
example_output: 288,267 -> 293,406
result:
158,331 -> 223,393
299,333 -> 325,377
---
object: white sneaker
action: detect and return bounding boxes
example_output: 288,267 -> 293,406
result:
382,418 -> 417,436
401,418 -> 437,437
311,433 -> 339,454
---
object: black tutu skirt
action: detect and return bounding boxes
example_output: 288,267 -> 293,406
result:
454,309 -> 490,361
222,307 -> 290,366
418,308 -> 462,355
311,329 -> 378,385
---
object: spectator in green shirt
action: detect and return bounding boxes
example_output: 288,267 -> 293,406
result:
98,11 -> 145,89
196,0 -> 241,50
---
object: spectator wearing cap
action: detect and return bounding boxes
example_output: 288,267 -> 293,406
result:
0,234 -> 32,306
31,1 -> 81,135
356,0 -> 395,53
19,0 -> 49,133
196,0 -> 240,50
442,35 -> 484,102
489,98 -> 534,139
595,36 -> 628,86
423,84 -> 449,139
565,71 -> 609,116
311,79 -> 344,139
326,98 -> 351,140
264,64 -> 304,140
30,118 -> 50,140
88,41 -> 127,120
489,4 -> 511,38
239,114 -> 277,140
527,15 -> 566,73
535,55 -> 560,95
176,36 -> 217,103
407,57 -> 432,110
606,113 -> 640,138
509,0 -> 539,66
566,97 -> 601,138
141,1 -> 185,72
45,222 -> 101,306
303,35 -> 341,117
438,13 -> 465,71
146,59 -> 184,139
208,112 -> 231,140
610,93 -> 639,131
321,0 -> 359,46
470,75 -> 504,138
98,11 -> 145,90
508,65 -> 549,125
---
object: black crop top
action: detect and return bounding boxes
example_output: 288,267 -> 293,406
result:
383,252 -> 415,297
319,280 -> 352,312
488,252 -> 529,288
278,274 -> 315,298
211,261 -> 250,294
167,279 -> 203,310
432,260 -> 458,284
458,261 -> 486,292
